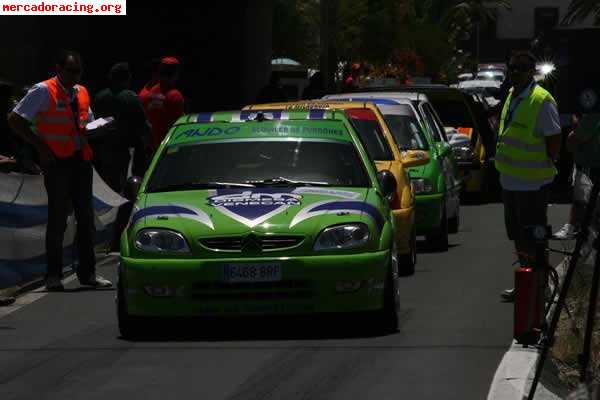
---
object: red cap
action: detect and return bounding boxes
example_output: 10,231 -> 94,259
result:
161,56 -> 180,65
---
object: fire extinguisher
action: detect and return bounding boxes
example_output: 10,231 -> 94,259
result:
514,225 -> 549,346
514,266 -> 545,345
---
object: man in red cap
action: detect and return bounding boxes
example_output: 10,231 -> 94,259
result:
141,56 -> 185,151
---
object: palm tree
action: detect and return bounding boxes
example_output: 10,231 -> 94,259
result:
443,0 -> 512,64
563,0 -> 600,25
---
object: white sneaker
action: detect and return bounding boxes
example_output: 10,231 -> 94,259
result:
553,223 -> 578,240
79,275 -> 113,288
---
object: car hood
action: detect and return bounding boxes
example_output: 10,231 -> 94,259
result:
131,187 -> 383,240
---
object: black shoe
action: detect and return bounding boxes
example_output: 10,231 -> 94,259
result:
45,277 -> 65,292
501,288 -> 515,302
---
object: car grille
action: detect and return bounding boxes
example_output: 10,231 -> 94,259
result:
199,235 -> 304,252
191,280 -> 313,300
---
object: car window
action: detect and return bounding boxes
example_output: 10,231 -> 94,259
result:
423,103 -> 449,142
147,139 -> 371,191
419,103 -> 444,142
428,98 -> 473,128
382,114 -> 429,150
346,108 -> 395,161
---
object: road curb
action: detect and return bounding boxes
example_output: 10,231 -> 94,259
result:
487,256 -> 576,400
487,340 -> 564,400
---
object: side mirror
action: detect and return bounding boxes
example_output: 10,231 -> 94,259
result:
125,176 -> 142,201
377,170 -> 397,199
401,150 -> 430,168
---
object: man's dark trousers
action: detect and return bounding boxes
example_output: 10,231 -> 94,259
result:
44,155 -> 96,281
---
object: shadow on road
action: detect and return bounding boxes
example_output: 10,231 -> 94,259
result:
117,313 -> 403,343
416,241 -> 460,254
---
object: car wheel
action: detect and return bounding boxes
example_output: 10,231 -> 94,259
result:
448,205 -> 460,234
426,202 -> 449,251
365,244 -> 399,334
117,279 -> 145,340
398,227 -> 416,276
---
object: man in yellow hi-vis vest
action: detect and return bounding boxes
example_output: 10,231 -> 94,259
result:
496,51 -> 562,302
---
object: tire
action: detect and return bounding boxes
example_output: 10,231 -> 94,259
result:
398,227 -> 417,276
426,202 -> 449,251
448,205 -> 460,234
117,279 -> 145,340
365,245 -> 400,334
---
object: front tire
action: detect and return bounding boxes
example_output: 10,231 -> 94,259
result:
398,227 -> 417,276
117,279 -> 145,340
448,205 -> 460,234
369,245 -> 400,333
426,202 -> 449,251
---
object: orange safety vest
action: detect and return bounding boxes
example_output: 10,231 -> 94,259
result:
35,77 -> 93,160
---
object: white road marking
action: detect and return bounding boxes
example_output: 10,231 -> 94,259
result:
0,274 -> 78,319
0,255 -> 117,319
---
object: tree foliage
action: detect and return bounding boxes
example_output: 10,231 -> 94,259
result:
563,0 -> 600,26
271,0 -> 511,81
271,0 -> 320,67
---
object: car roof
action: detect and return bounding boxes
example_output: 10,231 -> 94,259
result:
325,92 -> 429,102
245,100 -> 380,112
458,80 -> 502,89
354,85 -> 468,97
323,94 -> 414,105
174,109 -> 344,126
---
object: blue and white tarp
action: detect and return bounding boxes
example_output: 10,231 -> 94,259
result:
0,169 -> 126,289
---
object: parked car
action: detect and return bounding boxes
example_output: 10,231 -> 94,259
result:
323,94 -> 462,249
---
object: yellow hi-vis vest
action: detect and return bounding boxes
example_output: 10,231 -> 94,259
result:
495,85 -> 558,181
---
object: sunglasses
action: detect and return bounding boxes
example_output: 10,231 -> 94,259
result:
509,64 -> 533,73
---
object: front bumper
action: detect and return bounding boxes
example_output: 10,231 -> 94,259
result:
415,193 -> 444,234
120,251 -> 389,317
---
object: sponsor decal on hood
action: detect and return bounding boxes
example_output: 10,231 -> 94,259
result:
207,189 -> 302,228
131,204 -> 214,229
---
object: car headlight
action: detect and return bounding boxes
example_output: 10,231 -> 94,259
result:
452,145 -> 475,161
134,229 -> 190,253
314,223 -> 370,251
411,178 -> 434,194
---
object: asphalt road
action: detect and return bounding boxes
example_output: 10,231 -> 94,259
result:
0,202 -> 568,400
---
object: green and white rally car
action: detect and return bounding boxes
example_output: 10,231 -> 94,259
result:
118,109 -> 402,337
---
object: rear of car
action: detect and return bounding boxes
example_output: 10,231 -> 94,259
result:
118,110 -> 400,337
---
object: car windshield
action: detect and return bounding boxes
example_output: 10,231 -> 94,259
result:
383,114 -> 429,150
429,99 -> 474,128
346,109 -> 394,161
146,139 -> 371,192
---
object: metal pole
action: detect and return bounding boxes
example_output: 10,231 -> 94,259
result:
476,21 -> 480,67
528,179 -> 600,399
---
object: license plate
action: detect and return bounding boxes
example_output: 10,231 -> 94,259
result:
223,263 -> 282,283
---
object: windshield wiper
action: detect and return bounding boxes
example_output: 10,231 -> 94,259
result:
148,181 -> 255,193
246,176 -> 331,187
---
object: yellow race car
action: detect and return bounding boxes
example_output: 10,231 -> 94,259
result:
244,100 -> 429,275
